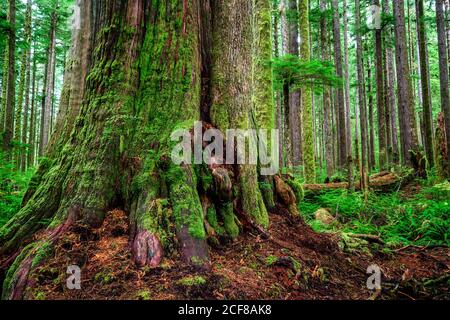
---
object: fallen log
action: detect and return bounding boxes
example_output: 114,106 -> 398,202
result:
303,172 -> 409,192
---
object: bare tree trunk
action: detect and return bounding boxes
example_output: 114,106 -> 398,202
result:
374,0 -> 387,170
436,0 -> 450,176
384,0 -> 400,164
287,0 -> 302,168
415,0 -> 434,167
299,0 -> 315,182
20,0 -> 32,171
331,0 -> 347,168
40,10 -> 57,155
394,0 -> 420,168
320,0 -> 333,180
27,55 -> 37,168
3,0 -> 16,155
343,0 -> 352,156
367,57 -> 376,170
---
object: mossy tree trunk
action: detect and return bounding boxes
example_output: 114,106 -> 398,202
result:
299,0 -> 315,183
0,0 -> 293,300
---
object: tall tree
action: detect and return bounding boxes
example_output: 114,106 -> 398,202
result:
16,0 -> 33,170
436,0 -> 450,176
27,53 -> 37,168
373,0 -> 387,169
299,0 -> 315,182
355,0 -> 369,199
331,0 -> 347,168
40,8 -> 57,155
287,0 -> 302,167
320,0 -> 333,180
343,0 -> 352,156
415,0 -> 434,167
384,0 -> 399,164
393,0 -> 420,167
3,0 -> 16,154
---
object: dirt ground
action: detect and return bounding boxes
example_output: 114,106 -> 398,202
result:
24,208 -> 449,300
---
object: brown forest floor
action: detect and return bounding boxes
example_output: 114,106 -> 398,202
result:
24,207 -> 449,300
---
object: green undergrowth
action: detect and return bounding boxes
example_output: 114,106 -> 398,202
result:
299,179 -> 450,247
0,151 -> 35,228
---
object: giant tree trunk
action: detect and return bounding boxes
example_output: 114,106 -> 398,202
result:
0,0 -> 289,300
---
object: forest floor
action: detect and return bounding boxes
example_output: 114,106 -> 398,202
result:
24,203 -> 449,300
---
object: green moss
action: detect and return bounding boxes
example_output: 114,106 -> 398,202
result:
176,275 -> 206,287
94,271 -> 115,285
219,203 -> 239,239
31,241 -> 53,269
265,255 -> 278,266
206,205 -> 225,236
166,165 -> 206,240
136,290 -> 152,300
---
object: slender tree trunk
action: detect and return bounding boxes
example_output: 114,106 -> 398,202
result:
384,0 -> 400,164
367,57 -> 376,170
1,50 -> 8,132
27,55 -> 37,168
356,0 -> 369,198
20,0 -> 32,171
393,0 -> 420,167
415,0 -> 434,167
273,1 -> 284,169
373,0 -> 387,170
299,0 -> 315,182
436,0 -> 450,176
445,0 -> 450,78
343,0 -> 352,156
287,0 -> 302,168
3,0 -> 16,155
332,0 -> 347,168
320,0 -> 333,180
41,10 -> 57,155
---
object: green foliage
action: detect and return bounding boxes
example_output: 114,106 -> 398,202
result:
300,182 -> 450,246
0,151 -> 34,227
272,55 -> 342,92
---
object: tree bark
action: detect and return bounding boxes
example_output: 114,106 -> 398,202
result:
393,0 -> 420,167
299,0 -> 315,183
3,0 -> 16,155
436,0 -> 450,176
0,0 -> 288,299
415,0 -> 434,168
331,0 -> 347,168
40,9 -> 57,155
20,0 -> 32,171
355,0 -> 369,199
374,0 -> 387,170
320,0 -> 333,181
